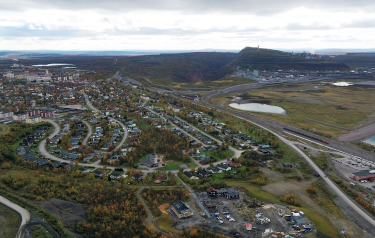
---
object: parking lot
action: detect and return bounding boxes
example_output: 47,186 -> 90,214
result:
332,158 -> 375,190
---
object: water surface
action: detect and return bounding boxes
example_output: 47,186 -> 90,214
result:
229,103 -> 286,115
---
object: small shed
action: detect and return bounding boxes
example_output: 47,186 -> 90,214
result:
246,223 -> 252,231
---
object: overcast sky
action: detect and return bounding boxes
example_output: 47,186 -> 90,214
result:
1,0 -> 374,51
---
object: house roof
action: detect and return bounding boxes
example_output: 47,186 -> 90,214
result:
352,170 -> 374,177
133,174 -> 143,180
172,201 -> 191,214
183,171 -> 195,178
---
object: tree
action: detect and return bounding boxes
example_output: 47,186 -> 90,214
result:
190,167 -> 195,173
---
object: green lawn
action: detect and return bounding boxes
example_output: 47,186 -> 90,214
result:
29,225 -> 53,238
159,160 -> 195,170
0,124 -> 9,134
154,215 -> 180,233
205,149 -> 234,160
83,104 -> 93,111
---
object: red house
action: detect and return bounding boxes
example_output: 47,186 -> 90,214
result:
228,161 -> 241,168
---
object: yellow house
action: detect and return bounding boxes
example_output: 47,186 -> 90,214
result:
26,115 -> 42,124
171,201 -> 193,218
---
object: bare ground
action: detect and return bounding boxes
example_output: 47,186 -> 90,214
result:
339,122 -> 375,142
38,198 -> 86,226
262,157 -> 373,237
338,112 -> 375,142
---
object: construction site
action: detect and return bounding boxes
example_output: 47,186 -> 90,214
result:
187,188 -> 317,238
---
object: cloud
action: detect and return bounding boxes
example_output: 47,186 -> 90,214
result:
0,0 -> 374,50
1,0 -> 375,15
285,23 -> 334,31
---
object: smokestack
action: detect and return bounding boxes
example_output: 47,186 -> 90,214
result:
258,45 -> 259,51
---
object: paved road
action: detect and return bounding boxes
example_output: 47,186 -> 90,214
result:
111,118 -> 128,151
0,195 -> 30,238
81,120 -> 92,146
200,79 -> 375,162
81,91 -> 128,151
80,92 -> 99,112
135,187 -> 154,226
39,120 -> 116,169
225,113 -> 375,227
175,116 -> 243,158
175,175 -> 211,217
285,140 -> 375,227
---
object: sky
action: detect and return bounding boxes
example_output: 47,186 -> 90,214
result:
1,0 -> 375,51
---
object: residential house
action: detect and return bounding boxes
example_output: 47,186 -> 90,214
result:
110,173 -> 123,180
26,115 -> 42,124
132,174 -> 144,181
94,171 -> 105,178
171,201 -> 193,218
78,167 -> 90,173
259,144 -> 271,149
217,164 -> 231,171
154,175 -> 168,184
197,170 -> 211,178
199,156 -> 211,164
207,167 -> 222,174
183,171 -> 199,180
206,187 -> 218,197
225,190 -> 240,199
140,153 -> 158,167
12,113 -> 29,121
83,156 -> 93,162
51,162 -> 61,169
228,161 -> 241,168
258,149 -> 271,154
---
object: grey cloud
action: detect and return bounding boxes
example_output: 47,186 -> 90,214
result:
1,0 -> 375,15
342,20 -> 375,28
285,23 -> 334,31
0,25 -> 263,38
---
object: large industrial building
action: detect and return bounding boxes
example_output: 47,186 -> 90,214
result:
350,170 -> 375,181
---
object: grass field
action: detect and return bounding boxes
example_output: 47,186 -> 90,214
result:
0,203 -> 20,238
204,149 -> 234,160
159,160 -> 196,170
154,214 -> 180,233
170,77 -> 257,88
29,225 -> 53,238
0,124 -> 9,134
222,83 -> 375,138
82,104 -> 93,111
226,181 -> 339,238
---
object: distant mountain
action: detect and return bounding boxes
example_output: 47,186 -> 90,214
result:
226,47 -> 349,71
332,53 -> 375,67
0,49 -> 239,56
119,52 -> 237,83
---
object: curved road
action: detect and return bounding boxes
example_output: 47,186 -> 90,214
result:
81,120 -> 92,146
0,195 -> 30,238
175,116 -> 243,158
200,81 -> 375,162
227,113 -> 375,227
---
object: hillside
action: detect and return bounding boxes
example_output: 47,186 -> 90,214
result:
119,52 -> 236,83
227,47 -> 349,71
332,53 -> 375,67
